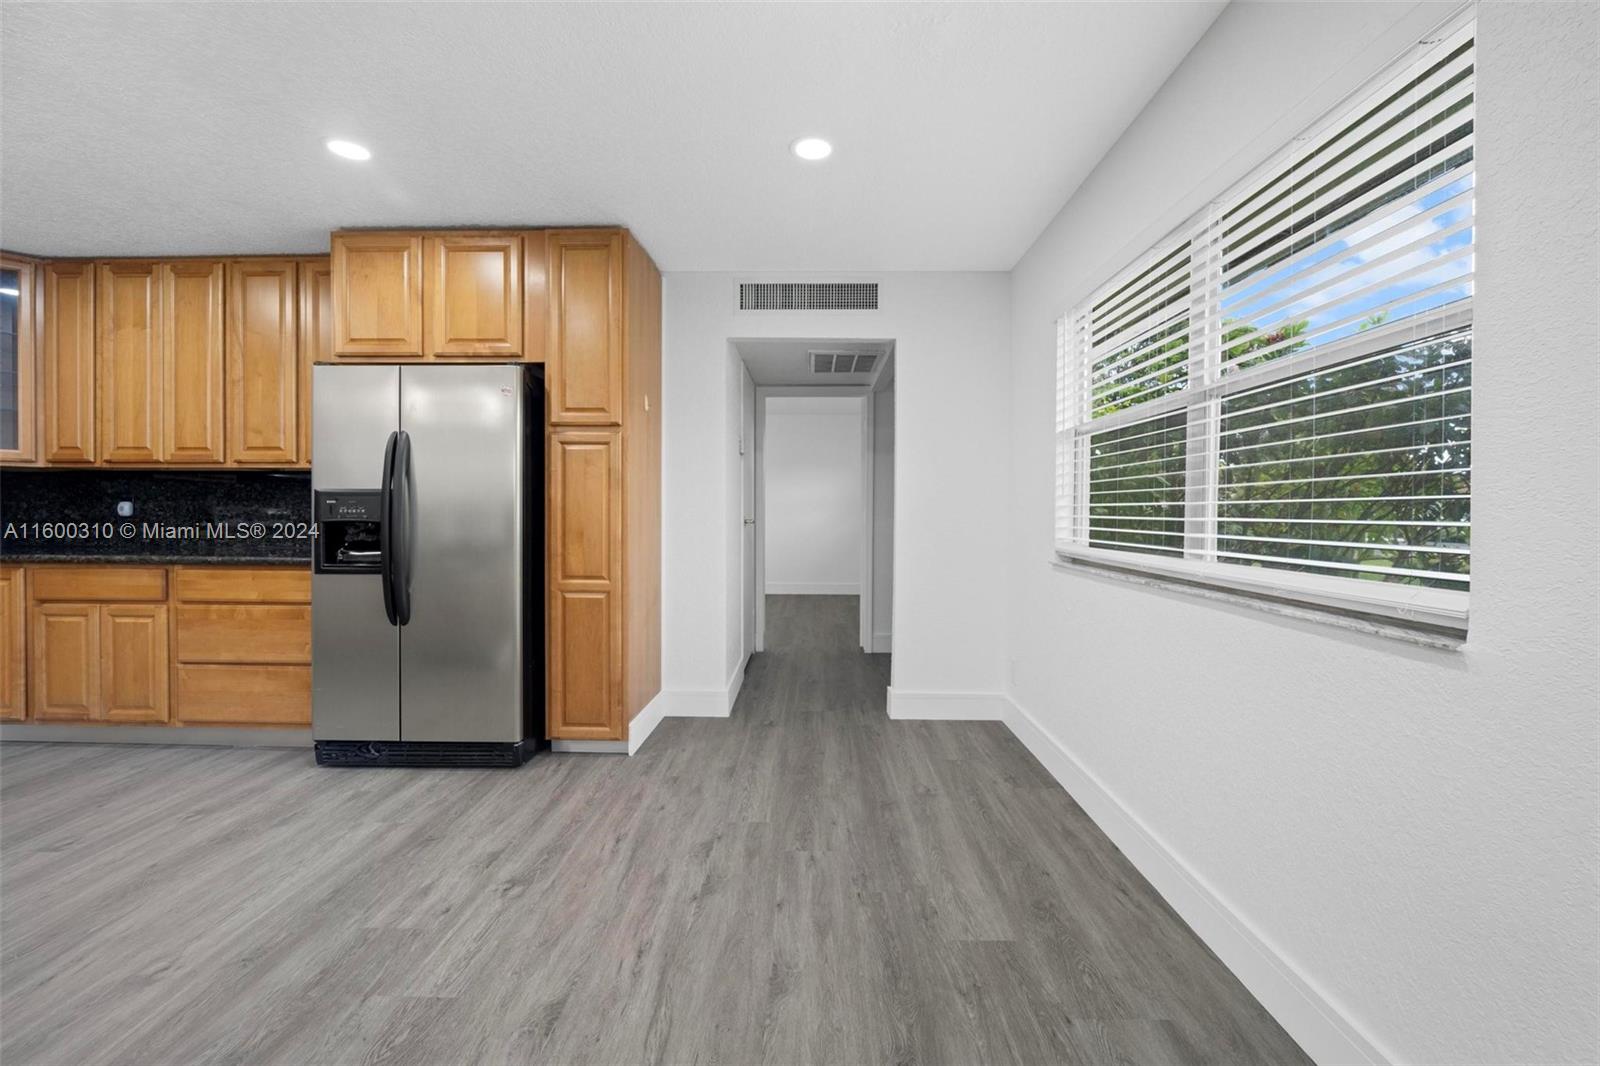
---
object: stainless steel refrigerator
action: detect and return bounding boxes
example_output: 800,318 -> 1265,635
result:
310,363 -> 542,767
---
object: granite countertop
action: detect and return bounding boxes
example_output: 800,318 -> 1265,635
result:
2,552 -> 311,567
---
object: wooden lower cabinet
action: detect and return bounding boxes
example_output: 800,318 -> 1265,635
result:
31,603 -> 101,721
14,564 -> 309,729
547,429 -> 624,740
100,605 -> 169,722
172,566 -> 310,727
0,567 -> 24,721
175,664 -> 309,726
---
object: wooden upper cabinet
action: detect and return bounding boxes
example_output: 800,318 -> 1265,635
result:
546,230 -> 625,424
227,260 -> 299,465
97,262 -> 163,463
523,232 -> 548,363
0,568 -> 23,721
161,261 -> 225,464
42,262 -> 95,463
426,234 -> 522,357
331,233 -> 423,358
297,258 -> 332,466
1,256 -> 38,463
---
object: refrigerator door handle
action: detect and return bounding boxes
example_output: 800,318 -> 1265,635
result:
391,430 -> 414,626
379,430 -> 399,626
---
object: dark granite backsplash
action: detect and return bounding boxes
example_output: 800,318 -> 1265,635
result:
0,469 -> 313,564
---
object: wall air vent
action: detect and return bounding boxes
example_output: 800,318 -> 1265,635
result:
810,351 -> 880,375
739,282 -> 878,311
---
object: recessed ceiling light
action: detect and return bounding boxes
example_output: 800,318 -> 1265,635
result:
791,137 -> 832,162
325,139 -> 372,161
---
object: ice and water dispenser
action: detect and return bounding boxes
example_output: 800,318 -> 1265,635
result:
314,490 -> 384,573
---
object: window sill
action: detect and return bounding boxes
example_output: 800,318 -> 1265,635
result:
1051,547 -> 1467,650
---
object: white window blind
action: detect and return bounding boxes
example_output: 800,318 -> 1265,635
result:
1056,19 -> 1474,633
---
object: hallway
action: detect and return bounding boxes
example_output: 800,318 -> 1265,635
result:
0,596 -> 1306,1065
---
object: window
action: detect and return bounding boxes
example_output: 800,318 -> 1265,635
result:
1056,20 -> 1475,635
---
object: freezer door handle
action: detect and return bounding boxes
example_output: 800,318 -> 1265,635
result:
390,430 -> 413,626
380,431 -> 399,626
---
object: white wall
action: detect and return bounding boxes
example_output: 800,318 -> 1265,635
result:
662,272 -> 1010,712
1005,4 -> 1599,1065
763,396 -> 863,595
871,384 -> 895,650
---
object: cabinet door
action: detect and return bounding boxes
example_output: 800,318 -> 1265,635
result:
100,604 -> 169,722
0,568 -> 24,721
227,260 -> 299,464
1,256 -> 38,462
31,602 -> 99,721
297,258 -> 332,466
162,260 -> 225,463
547,428 -> 623,739
98,261 -> 163,463
425,234 -> 523,357
42,262 -> 95,463
546,231 -> 624,424
331,233 -> 423,358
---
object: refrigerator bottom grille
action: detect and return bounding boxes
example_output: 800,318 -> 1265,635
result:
314,740 -> 531,769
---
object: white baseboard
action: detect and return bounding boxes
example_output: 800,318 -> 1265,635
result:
886,688 -> 1008,720
1001,696 -> 1393,1066
625,692 -> 667,754
764,582 -> 859,595
726,653 -> 750,711
654,656 -> 749,722
870,631 -> 892,653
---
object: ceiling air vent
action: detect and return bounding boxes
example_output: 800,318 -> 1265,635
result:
810,351 -> 880,375
740,282 -> 878,311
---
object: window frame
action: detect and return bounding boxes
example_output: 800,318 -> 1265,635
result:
1054,14 -> 1475,639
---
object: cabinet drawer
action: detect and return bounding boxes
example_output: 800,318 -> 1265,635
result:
174,567 -> 310,604
175,605 -> 310,664
30,567 -> 167,603
176,664 -> 310,726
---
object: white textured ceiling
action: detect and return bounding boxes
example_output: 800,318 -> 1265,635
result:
0,2 -> 1223,270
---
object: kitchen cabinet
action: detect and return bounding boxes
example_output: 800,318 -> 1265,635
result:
30,603 -> 169,723
426,233 -> 522,357
545,230 -> 660,743
227,259 -> 299,464
172,566 -> 310,727
27,566 -> 170,723
31,603 -> 99,721
97,261 -> 163,463
331,233 -> 423,358
0,567 -> 24,721
545,229 -> 625,425
12,564 -> 309,729
100,604 -> 169,722
548,428 -> 623,739
297,258 -> 333,466
41,262 -> 95,463
1,255 -> 38,463
161,260 -> 225,464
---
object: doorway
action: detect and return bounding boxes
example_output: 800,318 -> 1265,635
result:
733,338 -> 894,659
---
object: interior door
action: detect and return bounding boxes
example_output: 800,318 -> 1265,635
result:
741,367 -> 757,659
399,364 -> 525,743
310,364 -> 401,741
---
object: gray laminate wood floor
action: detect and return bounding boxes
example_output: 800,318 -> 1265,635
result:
0,596 -> 1308,1065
